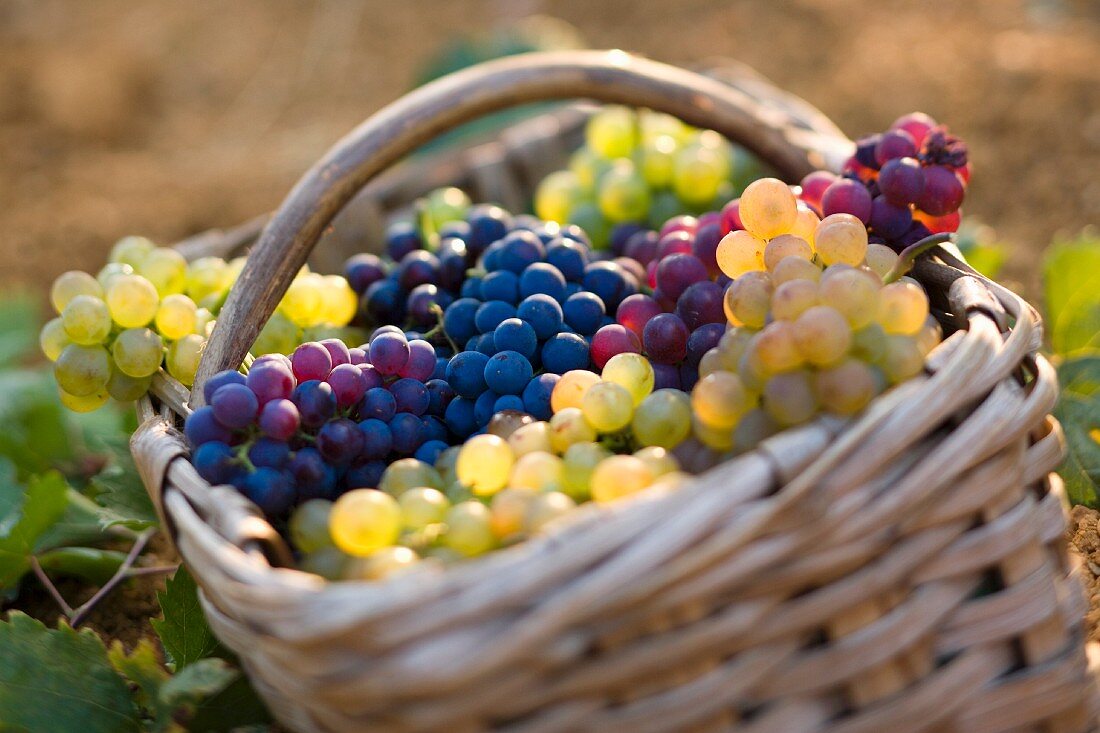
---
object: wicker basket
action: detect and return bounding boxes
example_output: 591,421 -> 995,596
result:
132,51 -> 1098,732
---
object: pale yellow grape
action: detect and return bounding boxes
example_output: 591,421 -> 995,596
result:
717,328 -> 752,369
319,275 -> 358,326
771,256 -> 822,285
194,308 -> 215,337
510,451 -> 564,492
185,256 -> 229,303
106,274 -> 159,328
791,306 -> 852,367
397,487 -> 450,531
524,492 -> 576,534
754,321 -> 804,374
155,294 -> 198,341
535,170 -> 585,223
763,235 -> 813,272
300,547 -> 349,581
915,317 -> 943,356
763,370 -> 818,426
251,311 -> 300,356
55,344 -> 111,396
878,282 -> 929,335
672,145 -> 725,207
489,487 -> 538,538
50,271 -> 104,314
112,328 -> 164,378
692,414 -> 734,450
61,295 -> 112,345
550,369 -> 600,413
456,434 -> 514,496
733,408 -> 780,450
813,359 -> 878,415
631,388 -> 692,449
590,455 -> 654,503
692,371 -> 752,430
580,381 -> 634,433
640,110 -> 687,143
507,421 -> 552,457
880,335 -> 925,383
569,147 -> 611,191
561,442 -> 610,501
633,446 -> 679,477
39,318 -> 70,362
739,178 -> 798,239
289,500 -> 335,554
380,458 -> 443,495
109,236 -> 155,268
280,274 -> 324,328
434,446 -> 461,486
817,267 -> 880,329
771,279 -> 818,321
738,339 -> 768,392
851,323 -> 888,363
601,352 -> 654,406
59,386 -> 109,413
723,271 -> 773,329
640,134 -> 677,188
814,214 -> 868,267
548,407 -> 597,453
789,203 -> 820,246
166,334 -> 204,387
863,243 -> 900,280
138,247 -> 187,296
698,348 -> 725,378
715,230 -> 766,279
96,262 -> 134,291
329,489 -> 402,556
344,546 -> 419,581
585,105 -> 637,158
443,501 -> 496,556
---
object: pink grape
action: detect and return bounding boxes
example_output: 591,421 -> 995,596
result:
917,165 -> 965,216
617,294 -> 664,340
874,129 -> 917,166
798,171 -> 836,211
821,179 -> 873,224
878,157 -> 924,205
291,342 -> 332,382
591,324 -> 642,369
719,198 -> 743,234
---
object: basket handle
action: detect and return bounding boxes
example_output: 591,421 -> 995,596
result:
193,50 -> 850,400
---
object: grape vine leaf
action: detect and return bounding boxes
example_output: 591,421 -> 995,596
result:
0,612 -> 140,733
1044,236 -> 1100,356
152,567 -> 221,669
0,471 -> 70,590
1053,354 -> 1100,507
92,438 -> 158,531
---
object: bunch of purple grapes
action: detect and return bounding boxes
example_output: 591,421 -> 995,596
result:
185,334 -> 457,516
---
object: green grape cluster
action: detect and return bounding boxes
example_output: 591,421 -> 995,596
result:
533,106 -> 762,246
43,236 -> 360,412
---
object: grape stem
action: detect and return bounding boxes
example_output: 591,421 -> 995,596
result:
883,232 -> 956,284
426,303 -> 460,354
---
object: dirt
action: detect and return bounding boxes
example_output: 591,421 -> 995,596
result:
1068,505 -> 1100,643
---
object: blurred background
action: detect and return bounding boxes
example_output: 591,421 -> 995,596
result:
2,0 -> 1099,297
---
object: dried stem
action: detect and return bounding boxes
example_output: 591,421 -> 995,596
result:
883,232 -> 956,284
29,556 -> 74,617
68,528 -> 157,628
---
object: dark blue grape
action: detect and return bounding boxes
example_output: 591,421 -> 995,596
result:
357,418 -> 393,460
854,134 -> 883,170
289,447 -> 337,499
516,294 -> 563,340
361,387 -> 397,422
519,262 -> 567,302
558,224 -> 590,246
362,279 -> 406,324
344,253 -> 387,294
466,204 -> 511,256
406,284 -> 452,327
583,261 -> 637,311
869,195 -> 913,239
680,362 -> 700,391
388,412 -> 425,455
497,230 -> 545,274
685,322 -> 726,368
545,238 -> 589,282
444,396 -> 478,437
474,332 -> 497,356
414,440 -> 449,466
473,389 -> 501,426
389,377 -> 430,416
652,362 -> 681,390
248,438 -> 290,469
317,418 -> 364,465
446,351 -> 490,398
676,281 -> 725,331
493,318 -> 537,360
522,373 -> 559,420
210,383 -> 258,430
610,222 -> 646,256
425,378 -> 455,415
432,357 -> 448,381
480,270 -> 520,303
385,220 -> 422,262
437,238 -> 469,292
624,230 -> 659,266
474,300 -> 517,333
443,298 -> 480,345
202,370 -> 247,405
437,220 -> 471,241
481,241 -> 505,271
193,441 -> 236,484
494,394 -> 525,412
243,467 -> 296,515
460,277 -> 482,298
396,250 -> 441,290
421,415 -> 448,443
292,380 -> 337,429
345,459 -> 385,490
541,332 -> 590,374
562,292 -> 605,335
185,405 -> 233,448
483,351 -> 533,395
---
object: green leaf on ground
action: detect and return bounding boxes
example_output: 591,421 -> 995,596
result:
93,439 -> 158,531
1044,236 -> 1100,356
0,471 -> 70,590
1058,353 -> 1100,399
152,567 -> 220,670
1054,390 -> 1100,507
0,612 -> 139,733
187,674 -> 274,732
158,658 -> 239,728
37,547 -> 129,585
108,638 -> 170,714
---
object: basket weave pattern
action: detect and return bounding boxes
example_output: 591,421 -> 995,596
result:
132,52 -> 1097,732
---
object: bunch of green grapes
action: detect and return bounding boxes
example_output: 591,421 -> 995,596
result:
533,106 -> 761,247
42,236 -> 360,412
692,178 -> 943,451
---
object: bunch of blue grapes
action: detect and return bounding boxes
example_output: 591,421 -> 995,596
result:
185,333 -> 457,516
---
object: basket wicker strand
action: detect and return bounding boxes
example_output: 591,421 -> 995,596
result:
132,51 -> 1098,732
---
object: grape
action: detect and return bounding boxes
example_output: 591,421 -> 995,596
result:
874,129 -> 917,166
580,381 -> 634,433
733,409 -> 780,450
490,487 -> 538,538
880,335 -> 925,382
361,387 -> 397,422
508,421 -> 553,457
582,262 -> 637,310
719,198 -> 743,233
762,370 -> 817,426
891,112 -> 936,145
601,352 -> 654,406
524,491 -> 576,533
813,359 -> 877,415
249,438 -> 290,469
562,292 -> 605,336
425,187 -> 471,230
242,468 -> 295,515
192,441 -> 237,484
878,157 -> 925,206
642,313 -> 689,364
692,371 -> 752,430
817,267 -> 880,329
641,134 -> 677,188
624,230 -> 659,266
918,165 -> 965,216
443,501 -> 496,556
869,196 -> 913,240
39,318 -> 71,362
138,247 -> 187,296
185,256 -> 229,302
298,547 -> 349,581
511,451 -> 565,492
398,487 -> 450,530
739,178 -> 798,239
516,294 -> 564,340
475,300 -> 518,333
791,305 -> 852,367
672,144 -> 725,207
105,274 -> 159,328
715,230 -> 766,278
598,161 -> 650,223
851,323 -> 888,363
109,236 -> 156,268
916,317 -> 943,356
456,434 -> 513,496
560,442 -> 608,500
549,407 -> 598,452
106,366 -> 152,402
771,256 -> 822,285
110,327 -> 164,378
291,342 -> 332,383
345,546 -> 420,581
550,369 -> 600,413
329,489 -> 402,556
798,171 -> 836,211
590,455 -> 654,503
246,360 -> 294,405
357,418 -> 393,460
389,377 -> 430,415
878,281 -> 929,335
771,279 -> 818,321
616,293 -> 663,341
497,231 -> 545,275
789,205 -> 820,247
590,324 -> 641,369
676,281 -> 725,331
369,332 -> 410,376
253,398 -> 296,441
753,321 -> 804,374
317,418 -> 365,465
522,373 -> 559,421
585,106 -> 637,158
534,170 -> 585,223
546,238 -> 590,281
815,214 -> 868,267
153,294 -> 198,341
723,270 -> 773,329
821,179 -> 873,224
59,294 -> 112,346
379,458 -> 443,495
634,446 -> 679,477
541,332 -> 590,374
251,312 -> 298,356
389,412 -> 425,455
763,235 -> 813,271
210,383 -> 259,430
51,271 -> 104,314
289,500 -> 335,553
655,253 -> 708,301
55,344 -> 111,396
484,351 -> 533,396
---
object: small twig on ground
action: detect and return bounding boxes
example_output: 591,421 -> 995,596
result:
29,556 -> 74,617
69,528 -> 157,627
